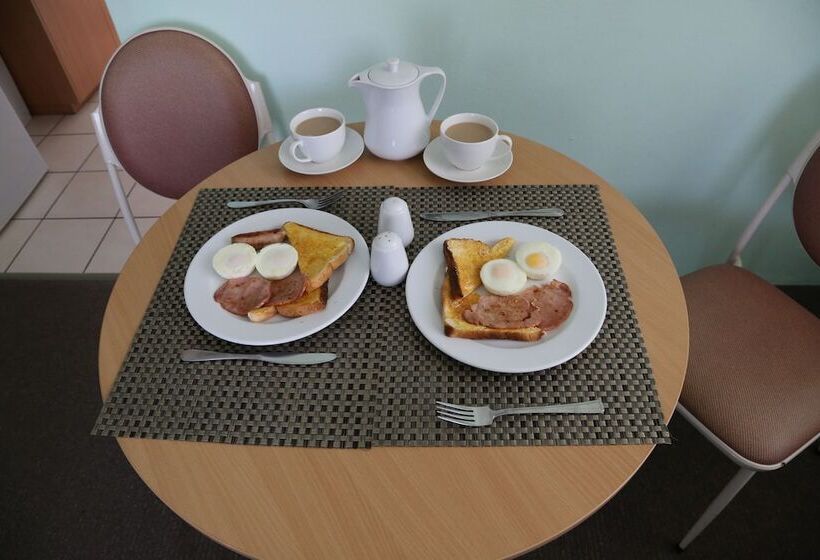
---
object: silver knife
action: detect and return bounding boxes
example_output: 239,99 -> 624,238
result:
420,208 -> 564,222
180,349 -> 336,365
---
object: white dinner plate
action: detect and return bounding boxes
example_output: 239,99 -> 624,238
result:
405,221 -> 607,373
184,208 -> 369,346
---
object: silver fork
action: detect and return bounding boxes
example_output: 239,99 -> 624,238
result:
436,398 -> 604,427
226,191 -> 344,210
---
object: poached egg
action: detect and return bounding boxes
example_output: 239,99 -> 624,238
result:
480,259 -> 528,296
212,243 -> 257,279
255,243 -> 299,280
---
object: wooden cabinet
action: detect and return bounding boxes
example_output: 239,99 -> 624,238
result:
0,0 -> 120,114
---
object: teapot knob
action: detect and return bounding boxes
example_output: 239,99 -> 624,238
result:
386,57 -> 400,72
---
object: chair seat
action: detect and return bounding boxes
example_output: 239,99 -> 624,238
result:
680,264 -> 820,465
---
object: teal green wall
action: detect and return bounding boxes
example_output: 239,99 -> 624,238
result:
106,0 -> 820,284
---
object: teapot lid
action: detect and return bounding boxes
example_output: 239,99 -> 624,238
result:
367,58 -> 419,88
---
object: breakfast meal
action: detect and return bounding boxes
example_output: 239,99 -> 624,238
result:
211,222 -> 353,322
442,237 -> 573,341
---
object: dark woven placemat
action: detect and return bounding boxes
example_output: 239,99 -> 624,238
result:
93,185 -> 670,447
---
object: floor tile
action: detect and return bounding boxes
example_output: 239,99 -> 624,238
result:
14,173 -> 73,219
0,220 -> 39,271
31,135 -> 45,146
51,106 -> 96,134
80,149 -> 139,186
80,146 -> 136,180
25,115 -> 63,136
80,145 -> 106,171
8,219 -> 111,273
127,184 -> 176,217
86,218 -> 157,273
118,171 -> 136,191
38,134 -> 97,172
47,171 -> 134,219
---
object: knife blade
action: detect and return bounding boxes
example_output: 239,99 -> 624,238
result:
180,349 -> 336,365
420,208 -> 564,222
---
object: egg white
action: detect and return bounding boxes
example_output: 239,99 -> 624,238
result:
256,243 -> 299,280
212,243 -> 257,279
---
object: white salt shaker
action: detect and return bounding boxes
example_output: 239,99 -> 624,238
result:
378,197 -> 414,247
370,231 -> 409,286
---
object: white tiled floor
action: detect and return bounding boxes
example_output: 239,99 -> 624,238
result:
38,134 -> 97,172
125,183 -> 176,217
14,173 -> 73,219
8,219 -> 112,273
25,114 -> 63,136
0,96 -> 176,274
48,171 -> 134,218
50,101 -> 97,135
0,220 -> 39,270
80,145 -> 106,171
86,218 -> 157,273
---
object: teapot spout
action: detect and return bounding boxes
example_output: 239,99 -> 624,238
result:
348,73 -> 366,89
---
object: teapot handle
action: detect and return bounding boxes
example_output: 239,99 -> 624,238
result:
418,66 -> 446,125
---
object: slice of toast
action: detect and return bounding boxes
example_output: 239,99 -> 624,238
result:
442,275 -> 543,342
277,283 -> 328,318
443,237 -> 515,298
283,222 -> 354,291
248,304 -> 277,323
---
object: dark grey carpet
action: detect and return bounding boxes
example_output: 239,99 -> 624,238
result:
0,277 -> 817,559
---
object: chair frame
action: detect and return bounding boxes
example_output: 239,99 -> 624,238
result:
90,27 -> 277,244
676,129 -> 820,550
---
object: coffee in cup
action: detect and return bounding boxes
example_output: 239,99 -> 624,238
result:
296,117 -> 342,137
439,113 -> 512,171
289,108 -> 346,163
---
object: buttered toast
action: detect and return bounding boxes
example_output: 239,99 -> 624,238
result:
277,283 -> 329,318
441,276 -> 543,341
443,237 -> 515,298
283,222 -> 354,291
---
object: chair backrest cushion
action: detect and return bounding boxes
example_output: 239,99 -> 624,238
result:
101,30 -> 258,199
793,146 -> 820,265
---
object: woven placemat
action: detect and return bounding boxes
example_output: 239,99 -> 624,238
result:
93,185 -> 670,447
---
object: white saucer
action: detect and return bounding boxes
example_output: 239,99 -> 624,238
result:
423,136 -> 513,183
279,127 -> 364,175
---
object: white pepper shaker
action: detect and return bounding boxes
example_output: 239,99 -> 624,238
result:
378,197 -> 414,247
370,231 -> 409,286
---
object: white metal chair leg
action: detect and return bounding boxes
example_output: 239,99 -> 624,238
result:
679,467 -> 755,550
106,163 -> 140,244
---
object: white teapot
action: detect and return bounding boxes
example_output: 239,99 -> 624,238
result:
348,58 -> 445,160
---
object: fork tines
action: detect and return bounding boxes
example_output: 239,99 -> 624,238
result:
435,400 -> 478,426
315,191 -> 344,209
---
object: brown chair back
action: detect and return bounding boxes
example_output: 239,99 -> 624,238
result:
793,146 -> 820,265
100,29 -> 258,199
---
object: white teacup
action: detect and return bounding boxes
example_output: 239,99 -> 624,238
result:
439,113 -> 513,171
289,108 -> 346,163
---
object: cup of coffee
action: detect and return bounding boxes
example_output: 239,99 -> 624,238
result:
289,108 -> 346,163
439,113 -> 513,171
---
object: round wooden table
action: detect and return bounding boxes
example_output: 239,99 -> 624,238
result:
99,123 -> 688,559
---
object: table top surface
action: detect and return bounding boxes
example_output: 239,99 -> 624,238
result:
98,122 -> 688,560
